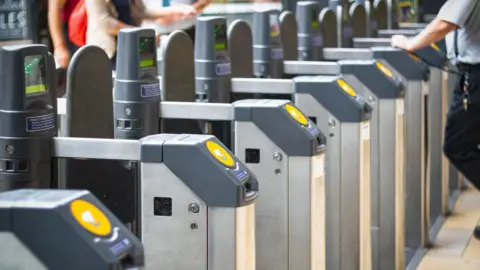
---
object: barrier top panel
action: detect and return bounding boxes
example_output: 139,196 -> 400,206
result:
0,189 -> 145,269
370,49 -> 430,81
160,134 -> 259,207
233,99 -> 326,156
293,76 -> 373,122
0,189 -> 88,208
337,60 -> 405,98
412,45 -> 448,67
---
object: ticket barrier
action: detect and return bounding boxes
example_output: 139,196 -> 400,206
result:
0,44 -> 146,269
354,38 -> 465,193
109,26 -> 328,270
227,16 -> 373,270
255,7 -> 405,270
356,38 -> 463,201
53,31 -> 261,270
354,37 -> 462,210
323,45 -> 431,266
0,189 -> 144,270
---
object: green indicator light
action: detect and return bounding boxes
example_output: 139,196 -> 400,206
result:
215,44 -> 226,50
140,59 -> 154,68
26,84 -> 46,95
214,25 -> 223,34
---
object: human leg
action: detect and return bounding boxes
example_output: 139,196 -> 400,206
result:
443,69 -> 480,238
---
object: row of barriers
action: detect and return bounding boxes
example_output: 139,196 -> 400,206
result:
0,1 -> 461,270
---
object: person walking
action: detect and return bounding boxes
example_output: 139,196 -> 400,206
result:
142,0 -> 212,43
48,0 -> 82,69
391,0 -> 480,238
85,0 -> 196,70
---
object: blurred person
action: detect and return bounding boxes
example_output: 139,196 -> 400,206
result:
85,0 -> 196,70
392,0 -> 480,239
142,0 -> 213,43
49,0 -> 82,69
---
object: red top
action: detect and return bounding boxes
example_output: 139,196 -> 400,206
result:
61,0 -> 82,21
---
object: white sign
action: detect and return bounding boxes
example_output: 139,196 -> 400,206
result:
396,99 -> 405,116
362,122 -> 370,141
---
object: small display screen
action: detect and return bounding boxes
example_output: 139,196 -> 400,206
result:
24,55 -> 48,96
214,23 -> 227,51
311,7 -> 319,28
342,3 -> 348,21
139,37 -> 156,68
269,14 -> 280,37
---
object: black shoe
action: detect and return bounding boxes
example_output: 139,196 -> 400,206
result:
473,226 -> 480,240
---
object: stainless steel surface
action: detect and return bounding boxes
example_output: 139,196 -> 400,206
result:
404,81 -> 429,250
283,61 -> 341,75
376,99 -> 406,270
207,208 -> 241,270
231,78 -> 293,94
52,137 -> 141,160
322,48 -> 374,60
234,121 -> 326,270
234,121 -> 289,270
295,92 -> 371,270
343,72 -> 406,270
141,163 -> 209,269
352,38 -> 392,50
426,68 -> 450,233
288,156 -> 325,270
159,101 -> 234,121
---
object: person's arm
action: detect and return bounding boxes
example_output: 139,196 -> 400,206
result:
132,0 -> 195,21
193,0 -> 212,13
48,0 -> 67,50
85,0 -> 134,36
404,18 -> 457,51
393,0 -> 476,52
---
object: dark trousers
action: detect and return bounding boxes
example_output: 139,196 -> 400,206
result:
443,65 -> 480,189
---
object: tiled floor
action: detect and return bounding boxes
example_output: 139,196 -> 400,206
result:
417,187 -> 480,269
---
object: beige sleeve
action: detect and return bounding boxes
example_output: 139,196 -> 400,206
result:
85,0 -> 121,33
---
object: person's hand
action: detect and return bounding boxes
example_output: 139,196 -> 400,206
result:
54,46 -> 70,69
391,35 -> 413,52
155,4 -> 196,25
168,4 -> 196,19
156,32 -> 161,46
193,2 -> 207,14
